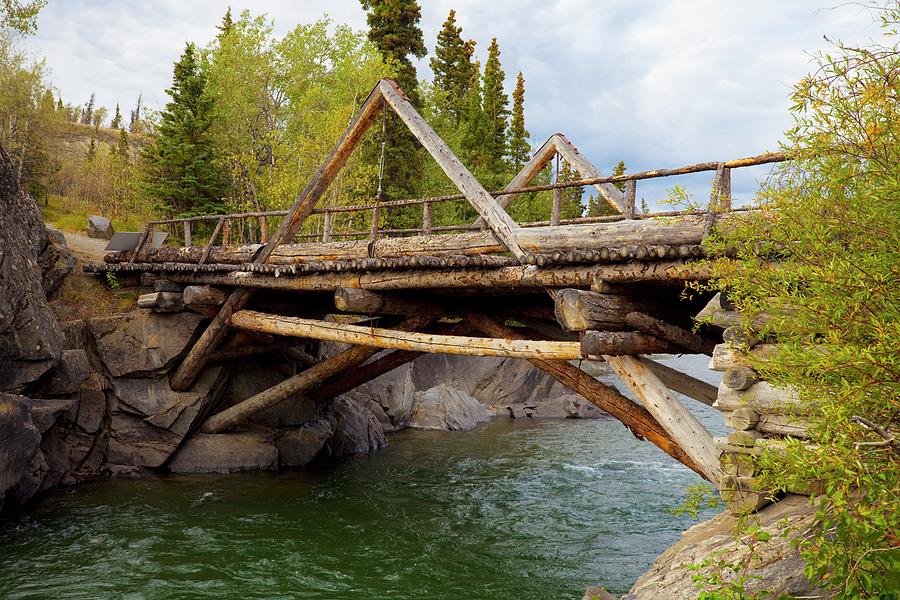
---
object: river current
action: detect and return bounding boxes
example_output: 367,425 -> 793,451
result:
0,356 -> 724,599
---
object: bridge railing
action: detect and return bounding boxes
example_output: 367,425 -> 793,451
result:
128,151 -> 787,264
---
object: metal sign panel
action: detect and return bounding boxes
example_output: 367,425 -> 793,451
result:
104,231 -> 168,252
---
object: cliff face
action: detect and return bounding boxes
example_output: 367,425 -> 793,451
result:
0,146 -> 67,393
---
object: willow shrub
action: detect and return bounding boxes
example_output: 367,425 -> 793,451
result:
700,9 -> 900,599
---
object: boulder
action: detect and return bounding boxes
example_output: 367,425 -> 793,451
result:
70,388 -> 107,434
531,395 -> 569,419
622,494 -> 825,599
168,430 -> 277,474
39,228 -> 75,298
25,398 -> 76,433
276,414 -> 336,467
31,349 -> 91,397
107,366 -> 228,468
409,384 -> 492,431
0,147 -> 64,393
507,404 -> 528,419
227,363 -> 316,427
564,395 -> 606,419
346,361 -> 416,429
91,311 -> 203,377
0,393 -> 42,507
326,397 -> 387,456
87,215 -> 114,240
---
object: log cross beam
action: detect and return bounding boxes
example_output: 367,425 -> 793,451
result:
170,77 -> 525,390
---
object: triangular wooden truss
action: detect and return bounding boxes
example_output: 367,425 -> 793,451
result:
172,80 -> 626,391
473,133 -> 625,228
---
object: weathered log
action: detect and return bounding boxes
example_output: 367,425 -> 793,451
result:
172,288 -> 255,389
228,310 -> 584,360
581,331 -> 679,356
723,325 -> 758,349
605,355 -> 724,483
137,291 -> 184,313
722,366 -> 759,391
552,133 -> 625,212
112,216 -> 718,265
726,407 -> 760,430
696,292 -> 743,329
709,344 -> 779,371
467,314 -> 706,479
715,381 -> 806,414
183,285 -> 228,307
554,289 -> 663,331
334,287 -> 431,316
642,358 -> 719,406
625,311 -> 716,355
202,313 -> 435,433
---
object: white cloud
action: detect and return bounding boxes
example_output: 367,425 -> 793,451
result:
24,0 -> 878,204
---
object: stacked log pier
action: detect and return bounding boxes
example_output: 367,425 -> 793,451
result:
701,293 -> 818,514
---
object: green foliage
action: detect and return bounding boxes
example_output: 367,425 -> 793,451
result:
0,0 -> 46,35
509,71 -> 530,171
360,0 -> 426,206
702,10 -> 900,598
481,38 -> 509,176
670,483 -> 722,519
141,42 -> 228,217
104,269 -> 120,290
430,9 -> 472,123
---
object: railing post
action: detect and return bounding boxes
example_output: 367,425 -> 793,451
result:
550,186 -> 562,226
259,215 -> 268,243
550,152 -> 562,226
422,201 -> 432,235
222,218 -> 231,246
721,167 -> 732,211
323,209 -> 332,242
183,221 -> 191,247
370,206 -> 379,241
624,180 -> 636,219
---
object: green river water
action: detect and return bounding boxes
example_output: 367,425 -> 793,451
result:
0,356 -> 723,599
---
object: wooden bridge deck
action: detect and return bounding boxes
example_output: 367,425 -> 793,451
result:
87,78 -> 789,490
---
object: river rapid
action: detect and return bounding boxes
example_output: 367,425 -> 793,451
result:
0,356 -> 723,599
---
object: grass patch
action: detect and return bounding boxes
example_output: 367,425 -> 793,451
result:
41,194 -> 158,234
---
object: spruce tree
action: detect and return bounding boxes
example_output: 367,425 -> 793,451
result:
611,160 -> 626,192
111,103 -> 122,130
460,60 -> 486,166
360,0 -> 427,215
481,38 -> 509,172
216,7 -> 234,43
360,0 -> 425,105
81,92 -> 95,125
130,93 -> 142,133
117,128 -> 129,161
509,71 -> 529,171
430,9 -> 472,122
142,42 -> 227,217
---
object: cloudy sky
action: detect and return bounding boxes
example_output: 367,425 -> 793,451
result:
25,0 -> 880,204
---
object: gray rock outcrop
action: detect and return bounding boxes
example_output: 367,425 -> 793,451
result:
326,397 -> 387,456
0,393 -> 42,509
621,494 -> 824,599
276,413 -> 336,467
0,146 -> 65,393
168,430 -> 277,474
408,384 -> 492,431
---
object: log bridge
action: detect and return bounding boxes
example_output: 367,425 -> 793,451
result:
87,79 -> 790,491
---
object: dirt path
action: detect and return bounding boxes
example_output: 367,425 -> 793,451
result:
56,228 -> 109,262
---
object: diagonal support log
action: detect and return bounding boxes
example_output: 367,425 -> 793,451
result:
201,313 -> 435,433
604,355 -> 723,483
466,313 -> 707,479
625,311 -> 716,355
